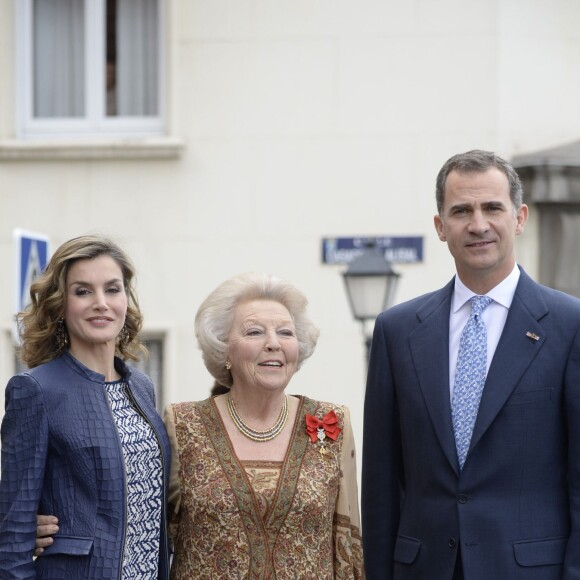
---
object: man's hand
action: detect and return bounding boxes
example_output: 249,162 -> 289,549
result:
35,515 -> 59,556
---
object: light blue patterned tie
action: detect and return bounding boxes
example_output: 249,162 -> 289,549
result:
452,295 -> 493,470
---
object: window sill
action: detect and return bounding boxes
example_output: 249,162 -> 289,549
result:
0,137 -> 184,161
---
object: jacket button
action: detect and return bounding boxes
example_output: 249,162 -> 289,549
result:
457,494 -> 468,504
448,538 -> 457,549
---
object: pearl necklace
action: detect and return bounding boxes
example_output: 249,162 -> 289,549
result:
227,394 -> 288,442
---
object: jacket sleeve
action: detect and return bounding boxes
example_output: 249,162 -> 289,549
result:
0,374 -> 49,579
163,404 -> 182,544
563,324 -> 580,579
333,405 -> 364,579
362,312 -> 401,579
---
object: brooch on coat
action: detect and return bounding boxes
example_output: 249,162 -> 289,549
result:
305,410 -> 342,456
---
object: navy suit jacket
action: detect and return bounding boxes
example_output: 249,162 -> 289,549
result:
362,269 -> 580,580
0,352 -> 171,580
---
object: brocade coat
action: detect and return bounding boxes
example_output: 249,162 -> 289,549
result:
164,396 -> 363,579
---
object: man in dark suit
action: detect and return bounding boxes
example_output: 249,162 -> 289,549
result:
362,150 -> 580,579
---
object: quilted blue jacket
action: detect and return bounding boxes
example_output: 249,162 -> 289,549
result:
0,352 -> 171,579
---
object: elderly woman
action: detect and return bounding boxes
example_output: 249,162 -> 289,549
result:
165,273 -> 363,579
1,235 -> 171,579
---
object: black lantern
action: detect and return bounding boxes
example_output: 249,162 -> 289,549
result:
342,239 -> 400,360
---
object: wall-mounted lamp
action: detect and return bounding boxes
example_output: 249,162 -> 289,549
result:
342,239 -> 400,361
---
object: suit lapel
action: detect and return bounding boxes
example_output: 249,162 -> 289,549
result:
468,270 -> 548,462
409,280 -> 460,474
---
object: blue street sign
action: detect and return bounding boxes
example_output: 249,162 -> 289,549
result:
322,236 -> 423,265
14,229 -> 50,313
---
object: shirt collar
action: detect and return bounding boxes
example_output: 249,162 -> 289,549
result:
452,264 -> 520,313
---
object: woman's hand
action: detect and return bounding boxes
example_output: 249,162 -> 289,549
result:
35,515 -> 59,556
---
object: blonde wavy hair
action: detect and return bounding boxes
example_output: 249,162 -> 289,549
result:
17,235 -> 145,368
195,273 -> 320,388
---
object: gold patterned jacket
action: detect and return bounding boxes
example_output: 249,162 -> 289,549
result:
164,396 -> 364,579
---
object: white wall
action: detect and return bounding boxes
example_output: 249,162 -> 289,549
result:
2,0 -> 580,466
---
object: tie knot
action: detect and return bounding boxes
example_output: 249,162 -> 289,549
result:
470,295 -> 492,316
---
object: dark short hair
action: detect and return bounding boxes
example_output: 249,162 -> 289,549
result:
435,149 -> 524,214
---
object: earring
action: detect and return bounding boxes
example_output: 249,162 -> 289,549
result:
55,318 -> 68,353
225,360 -> 232,370
118,325 -> 130,352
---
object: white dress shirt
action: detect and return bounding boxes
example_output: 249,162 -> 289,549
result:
448,264 -> 520,399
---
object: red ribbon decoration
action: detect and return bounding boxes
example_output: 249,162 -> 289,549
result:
305,410 -> 342,443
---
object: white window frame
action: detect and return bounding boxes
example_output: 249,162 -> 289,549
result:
134,334 -> 166,413
16,0 -> 166,141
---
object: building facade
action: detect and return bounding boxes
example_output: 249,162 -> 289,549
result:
2,0 -> 580,458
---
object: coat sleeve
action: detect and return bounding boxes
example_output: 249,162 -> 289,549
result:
333,405 -> 364,579
162,404 -> 182,544
0,374 -> 49,579
563,324 -> 580,579
362,312 -> 401,579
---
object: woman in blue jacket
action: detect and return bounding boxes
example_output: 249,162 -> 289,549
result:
0,235 -> 171,579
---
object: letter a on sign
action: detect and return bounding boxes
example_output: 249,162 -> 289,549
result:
14,229 -> 50,313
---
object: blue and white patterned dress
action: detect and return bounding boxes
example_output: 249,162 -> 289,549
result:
105,380 -> 163,579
